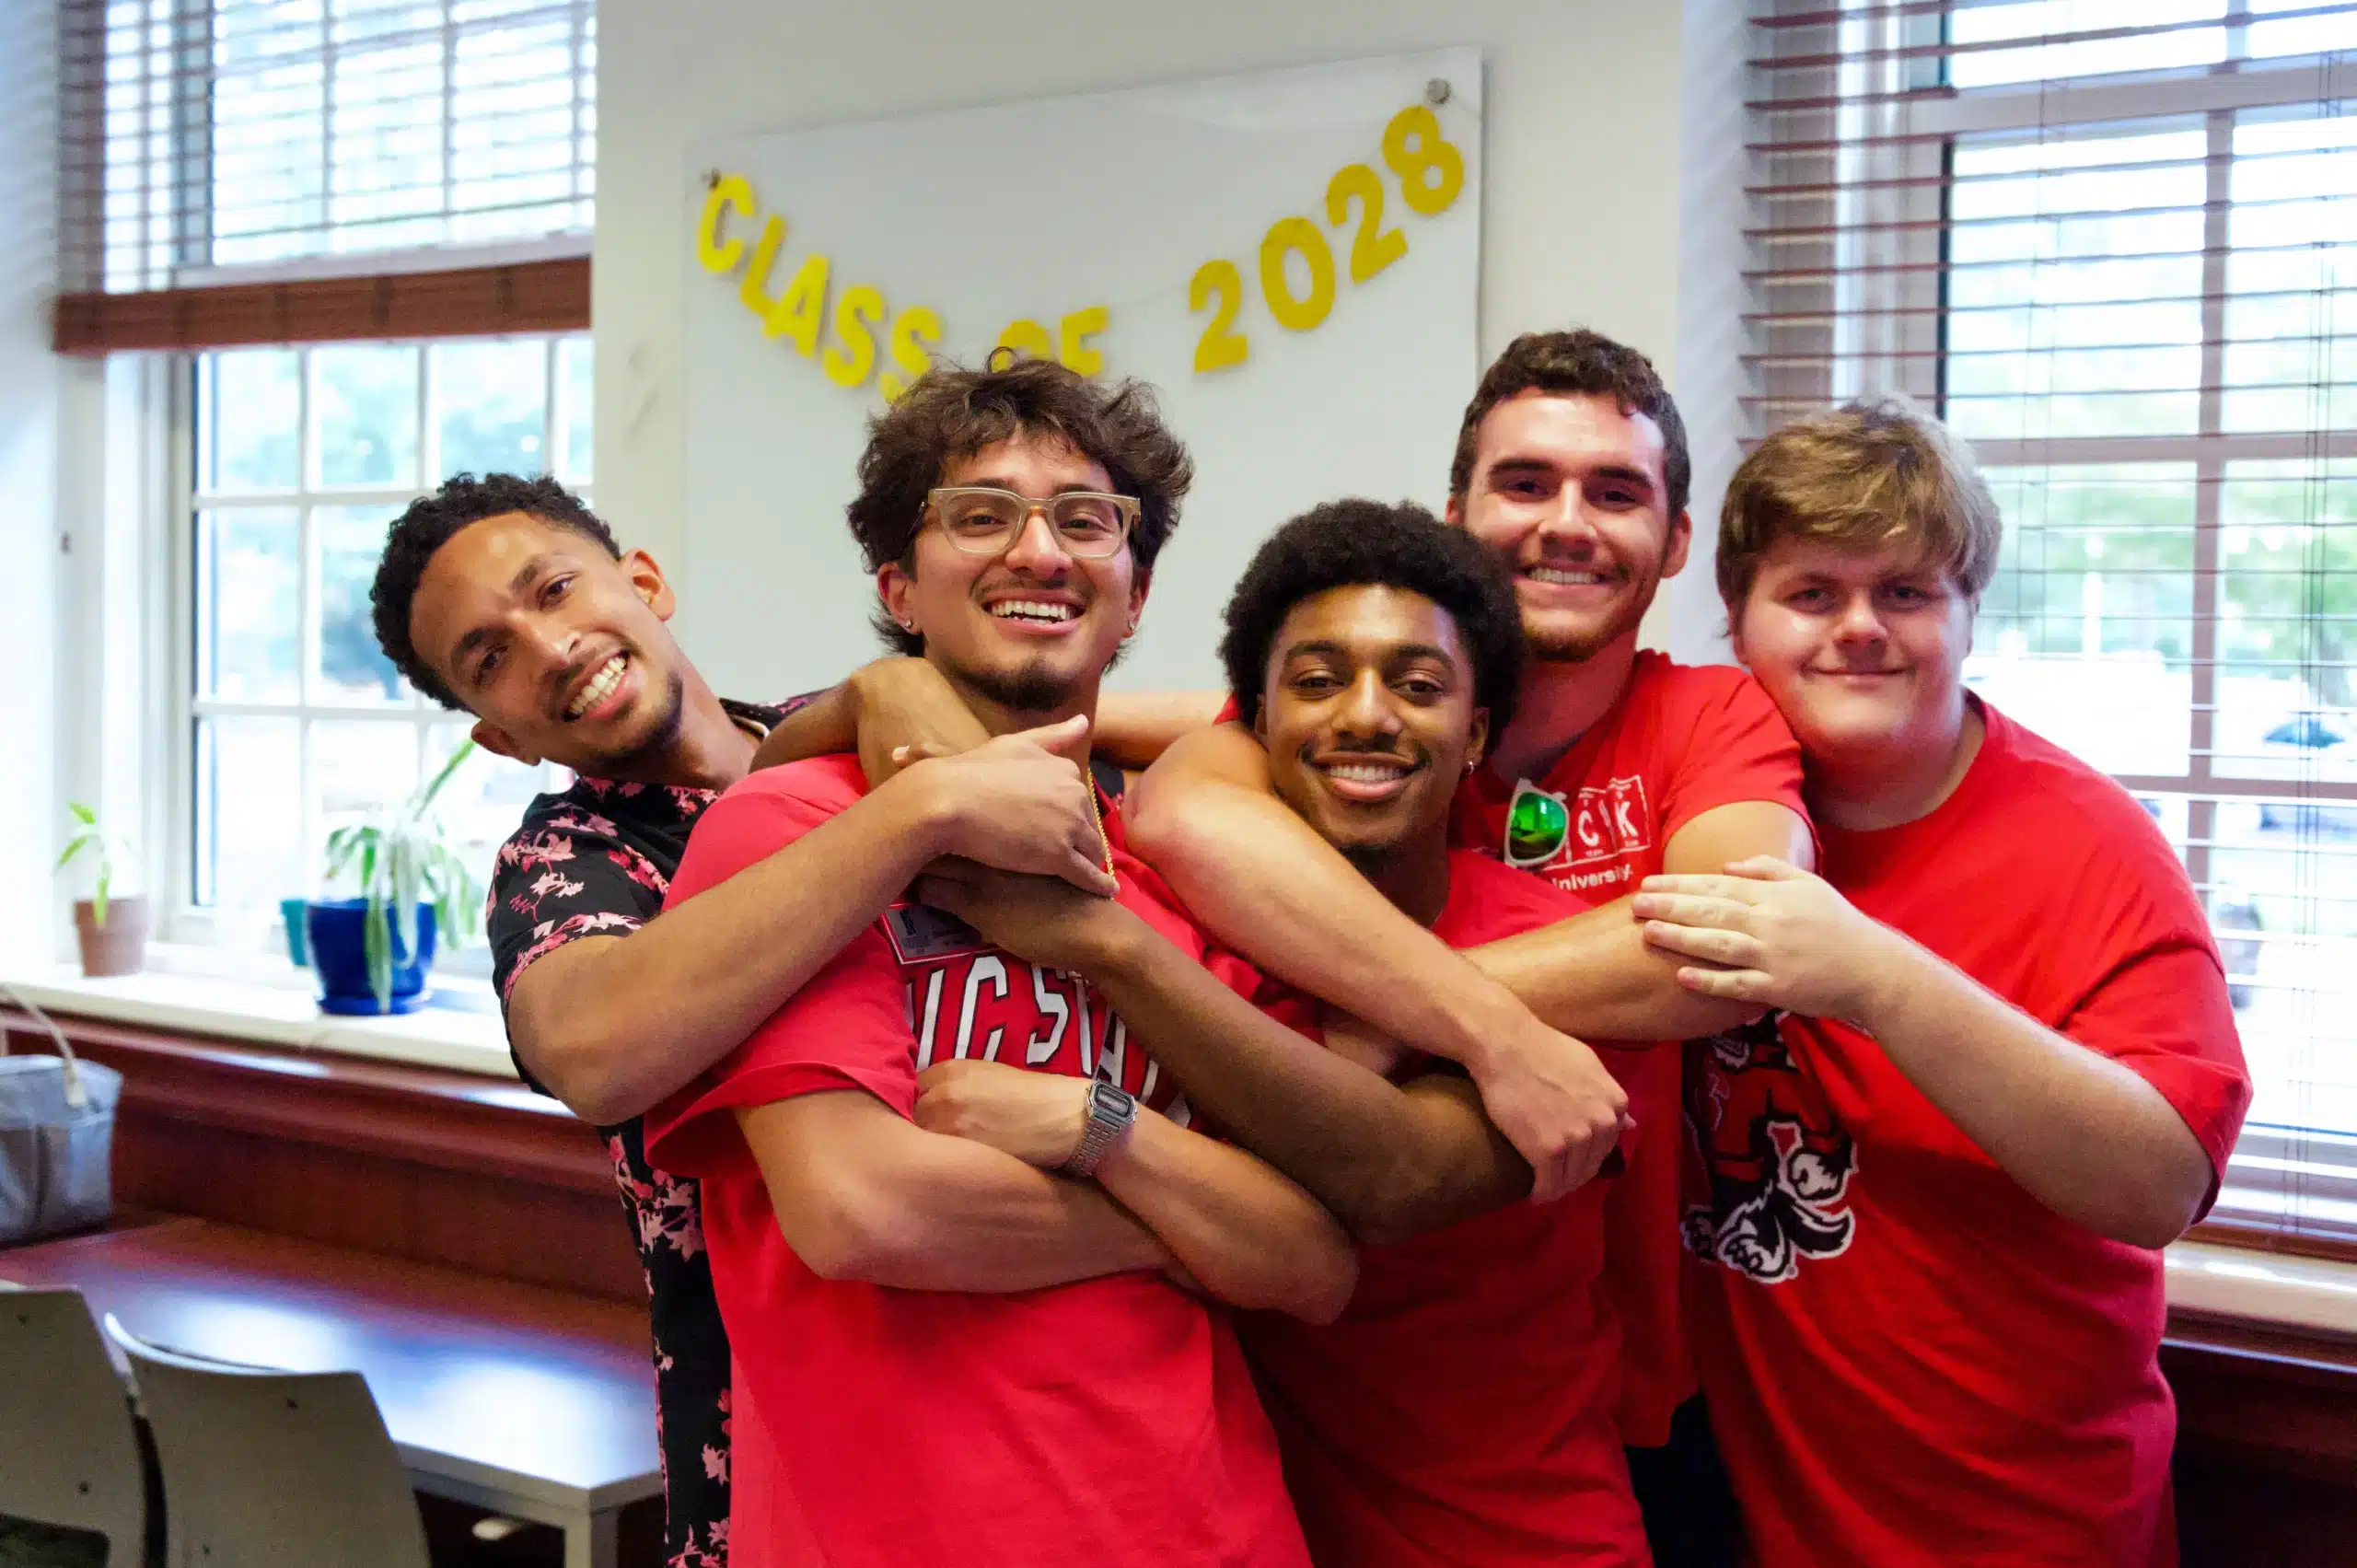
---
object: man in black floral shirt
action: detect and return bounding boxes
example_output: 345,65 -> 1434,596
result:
368,472 -> 1121,1566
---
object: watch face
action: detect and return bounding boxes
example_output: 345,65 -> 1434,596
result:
882,901 -> 986,962
1089,1079 -> 1133,1117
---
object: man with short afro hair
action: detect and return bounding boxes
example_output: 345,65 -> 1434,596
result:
370,473 -> 619,709
995,495 -> 1657,1566
1217,497 -> 1524,736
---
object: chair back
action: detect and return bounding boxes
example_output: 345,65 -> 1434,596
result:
104,1315 -> 430,1568
0,1287 -> 146,1562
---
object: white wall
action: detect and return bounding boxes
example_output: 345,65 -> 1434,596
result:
1662,0 -> 1752,665
0,0 -> 64,960
595,0 -> 1697,668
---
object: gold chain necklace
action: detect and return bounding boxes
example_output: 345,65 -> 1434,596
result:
1086,775 -> 1116,879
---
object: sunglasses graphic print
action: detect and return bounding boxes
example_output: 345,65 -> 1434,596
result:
1505,779 -> 1573,868
1501,775 -> 1655,874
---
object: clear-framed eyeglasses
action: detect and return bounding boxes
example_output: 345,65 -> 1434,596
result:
924,486 -> 1140,560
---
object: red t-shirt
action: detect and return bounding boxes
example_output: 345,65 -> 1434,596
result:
1683,700 -> 2252,1568
1449,651 -> 1809,1446
644,754 -> 1309,1568
1236,849 -> 1655,1568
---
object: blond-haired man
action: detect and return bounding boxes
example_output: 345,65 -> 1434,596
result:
1637,397 -> 2251,1567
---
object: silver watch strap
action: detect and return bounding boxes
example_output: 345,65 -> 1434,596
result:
1063,1079 -> 1137,1179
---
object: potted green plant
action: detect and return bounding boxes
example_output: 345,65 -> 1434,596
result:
308,741 -> 484,1015
56,802 -> 146,977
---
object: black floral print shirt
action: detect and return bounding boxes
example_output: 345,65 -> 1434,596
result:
487,697 -> 806,1568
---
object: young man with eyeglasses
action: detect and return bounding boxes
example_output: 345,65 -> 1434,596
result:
369,472 -> 1113,1568
642,357 -> 1357,1568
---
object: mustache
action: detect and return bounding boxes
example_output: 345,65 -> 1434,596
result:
978,569 -> 1088,598
1298,738 -> 1430,767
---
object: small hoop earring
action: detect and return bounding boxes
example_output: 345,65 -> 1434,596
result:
1463,759 -> 1479,777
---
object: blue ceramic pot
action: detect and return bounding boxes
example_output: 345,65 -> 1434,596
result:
306,899 -> 437,1016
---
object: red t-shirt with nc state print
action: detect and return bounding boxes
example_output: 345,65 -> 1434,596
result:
1683,700 -> 2251,1568
644,753 -> 1308,1568
1448,652 -> 1809,1447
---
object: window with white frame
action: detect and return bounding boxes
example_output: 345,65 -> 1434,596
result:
180,333 -> 590,953
1750,1 -> 2357,1239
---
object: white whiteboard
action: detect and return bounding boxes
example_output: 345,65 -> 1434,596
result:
680,49 -> 1483,695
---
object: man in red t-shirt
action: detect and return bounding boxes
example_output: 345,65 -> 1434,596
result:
1635,398 -> 2252,1566
921,499 -> 1654,1567
644,358 -> 1356,1568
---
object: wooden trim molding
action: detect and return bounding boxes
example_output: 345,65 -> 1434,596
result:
0,1008 -> 608,1191
2188,1215 -> 2357,1269
0,1006 -> 639,1302
2165,1313 -> 2357,1484
52,256 -> 591,354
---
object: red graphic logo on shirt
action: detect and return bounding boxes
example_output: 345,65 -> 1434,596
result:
1683,1016 -> 1857,1284
895,941 -> 1189,1121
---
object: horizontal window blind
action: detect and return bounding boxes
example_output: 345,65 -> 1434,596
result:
58,0 -> 594,348
1749,0 -> 2357,1252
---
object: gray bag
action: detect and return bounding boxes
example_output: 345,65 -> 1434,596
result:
0,991 -> 122,1245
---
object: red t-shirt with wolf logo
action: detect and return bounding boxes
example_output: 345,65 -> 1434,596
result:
1683,701 -> 2250,1568
645,753 -> 1308,1568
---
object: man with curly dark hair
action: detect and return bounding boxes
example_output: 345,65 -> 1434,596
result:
751,353 -> 1196,767
370,472 -> 619,708
639,356 -> 1353,1568
368,468 -> 1116,1568
843,352 -> 1192,658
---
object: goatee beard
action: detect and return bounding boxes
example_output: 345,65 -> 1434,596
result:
960,658 -> 1074,714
